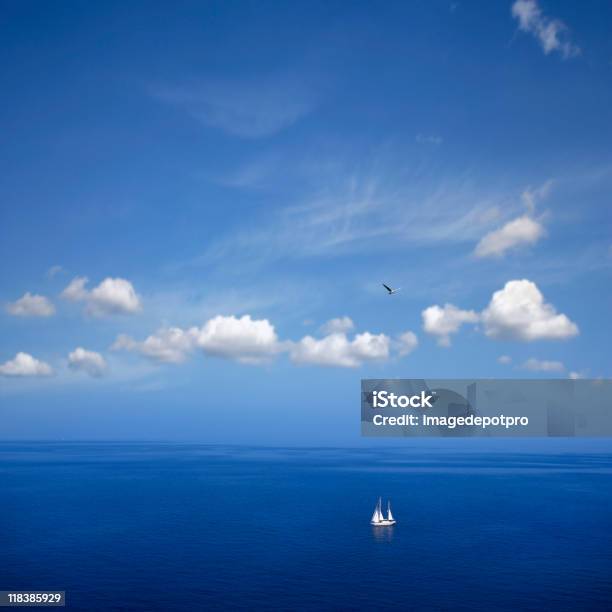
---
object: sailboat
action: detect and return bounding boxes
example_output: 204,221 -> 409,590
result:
370,497 -> 396,526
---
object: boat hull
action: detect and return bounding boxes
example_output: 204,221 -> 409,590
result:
371,520 -> 396,526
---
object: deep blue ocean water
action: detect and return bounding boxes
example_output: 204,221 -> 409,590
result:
1,443 -> 611,611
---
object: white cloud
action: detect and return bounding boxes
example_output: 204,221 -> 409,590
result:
114,313 -> 402,369
0,352 -> 52,377
6,293 -> 55,317
290,331 -> 390,368
68,347 -> 108,377
474,215 -> 544,258
423,280 -> 579,348
511,0 -> 580,58
482,279 -> 578,341
62,276 -> 89,300
88,278 -> 142,315
47,265 -> 64,278
62,276 -> 142,316
195,172 -> 509,268
498,355 -> 512,365
421,304 -> 479,347
192,315 -> 280,364
320,316 -> 354,334
113,327 -> 197,364
416,134 -> 443,145
114,316 -> 280,365
522,357 -> 565,372
568,371 -> 584,380
155,75 -> 317,139
397,331 -> 418,356
351,332 -> 390,362
521,180 -> 552,213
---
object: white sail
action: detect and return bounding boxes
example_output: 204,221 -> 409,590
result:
371,498 -> 383,523
371,497 -> 396,525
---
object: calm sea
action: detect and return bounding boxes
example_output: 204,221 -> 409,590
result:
1,443 -> 611,610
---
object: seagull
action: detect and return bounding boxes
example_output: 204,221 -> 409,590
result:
382,283 -> 400,295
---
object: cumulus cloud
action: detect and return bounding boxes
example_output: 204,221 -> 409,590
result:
113,314 -> 409,369
6,293 -> 55,317
521,357 -> 565,372
421,304 -> 479,347
397,331 -> 418,356
0,352 -> 52,377
61,276 -> 89,301
474,215 -> 544,258
498,355 -> 512,365
511,0 -> 580,58
62,276 -> 142,316
113,327 -> 197,364
68,347 -> 108,377
481,279 -> 578,341
422,279 -> 578,347
290,331 -> 390,368
568,371 -> 584,380
320,316 -> 354,334
114,315 -> 281,365
192,315 -> 281,364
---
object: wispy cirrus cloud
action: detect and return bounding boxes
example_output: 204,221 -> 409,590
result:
416,134 -> 443,145
521,357 -> 565,372
196,172 -> 506,268
521,180 -> 552,213
320,316 -> 354,335
46,265 -> 64,278
474,215 -> 545,258
474,180 -> 551,258
511,0 -> 580,59
153,74 -> 318,139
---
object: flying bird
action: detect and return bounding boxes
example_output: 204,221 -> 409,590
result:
382,283 -> 400,295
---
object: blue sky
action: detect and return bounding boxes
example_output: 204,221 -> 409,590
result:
1,0 -> 611,443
